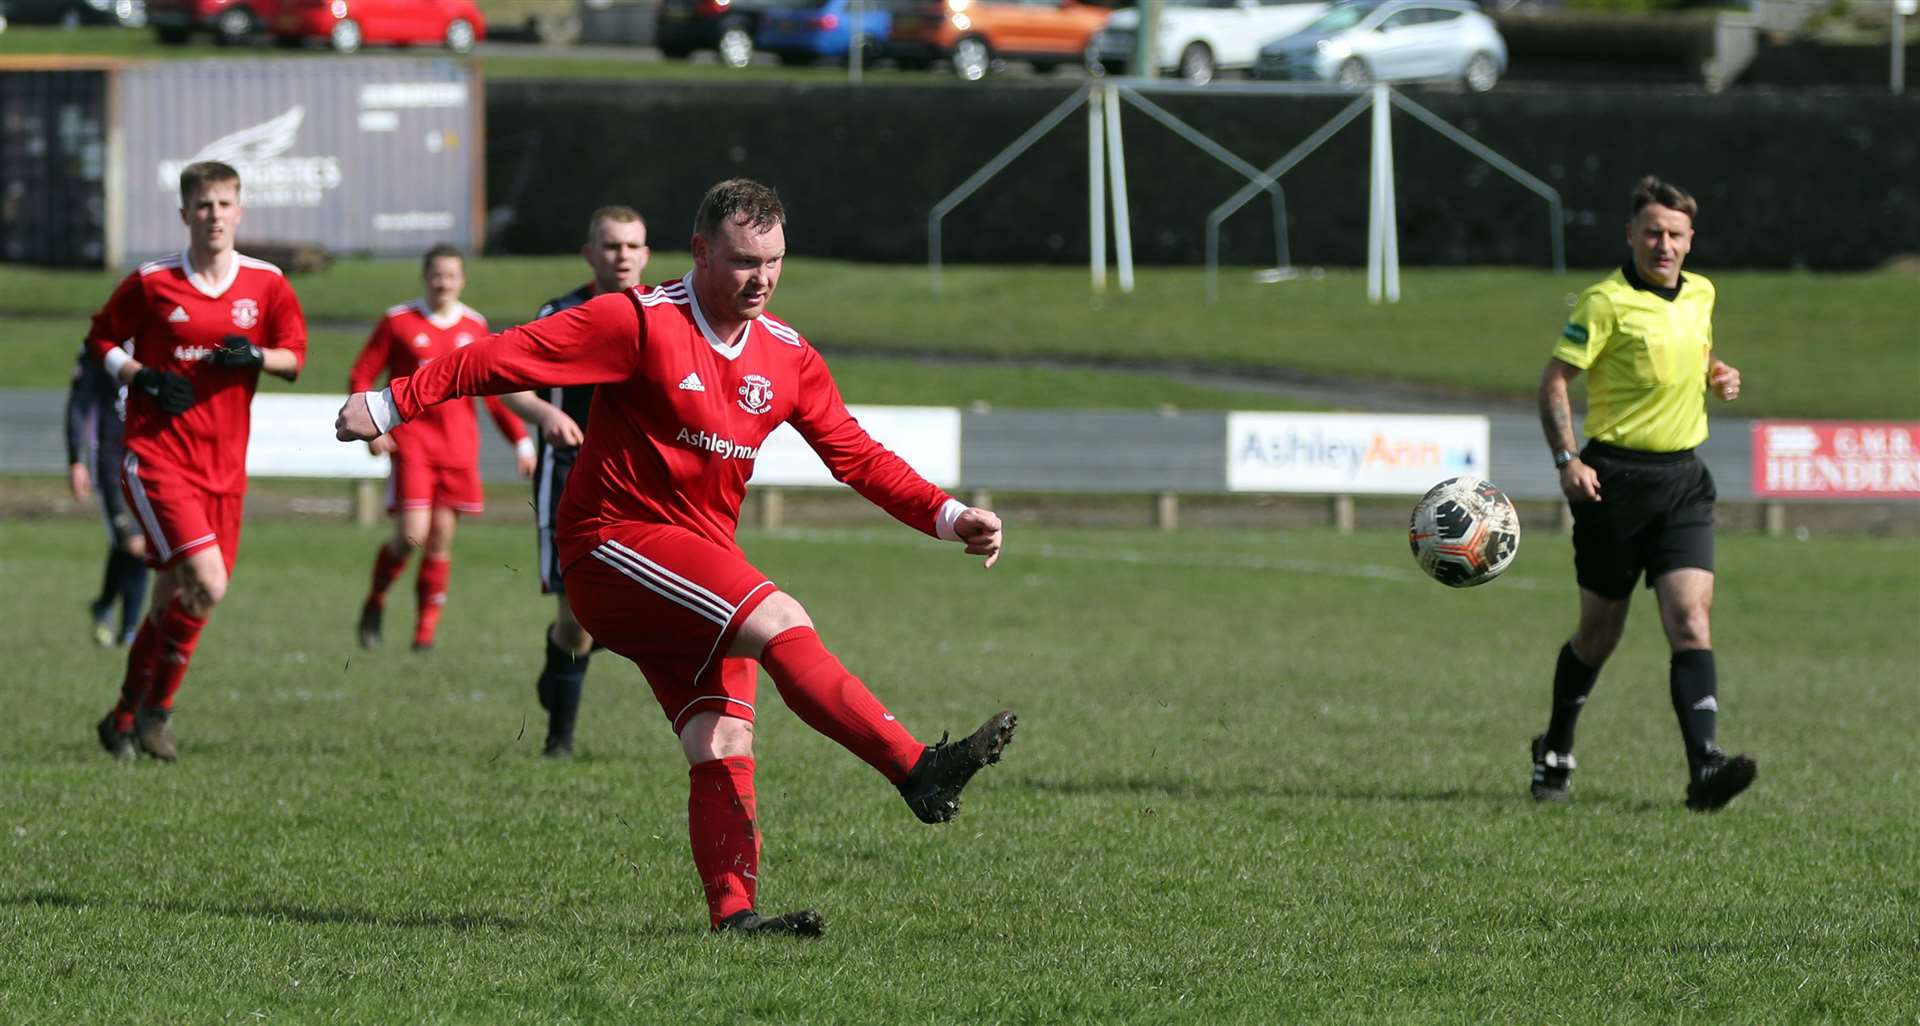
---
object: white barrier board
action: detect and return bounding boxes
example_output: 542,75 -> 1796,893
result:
248,394 -> 391,479
1226,412 -> 1490,494
751,406 -> 962,488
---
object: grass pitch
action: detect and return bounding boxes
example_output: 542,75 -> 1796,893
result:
3,516 -> 1915,1023
4,259 -> 1915,417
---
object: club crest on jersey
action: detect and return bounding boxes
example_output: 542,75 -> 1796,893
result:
736,374 -> 774,415
413,334 -> 431,348
231,298 -> 259,329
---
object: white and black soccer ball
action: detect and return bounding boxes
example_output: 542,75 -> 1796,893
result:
1408,476 -> 1521,588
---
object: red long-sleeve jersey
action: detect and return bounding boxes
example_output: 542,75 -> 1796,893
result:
348,301 -> 527,468
386,274 -> 955,571
87,250 -> 307,493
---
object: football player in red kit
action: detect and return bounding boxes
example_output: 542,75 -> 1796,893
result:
338,179 -> 1015,936
90,160 -> 307,761
349,245 -> 535,652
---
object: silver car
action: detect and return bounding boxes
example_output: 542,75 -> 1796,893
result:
1253,0 -> 1507,92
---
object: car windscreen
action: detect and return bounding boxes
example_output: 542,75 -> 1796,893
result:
1300,3 -> 1376,32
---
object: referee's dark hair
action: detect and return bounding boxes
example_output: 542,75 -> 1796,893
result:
1630,176 -> 1697,220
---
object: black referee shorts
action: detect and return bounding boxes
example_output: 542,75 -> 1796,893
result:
533,447 -> 576,595
1570,440 -> 1716,601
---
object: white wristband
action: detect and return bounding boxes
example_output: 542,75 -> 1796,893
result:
514,436 -> 536,460
364,387 -> 400,434
934,498 -> 969,542
102,347 -> 132,379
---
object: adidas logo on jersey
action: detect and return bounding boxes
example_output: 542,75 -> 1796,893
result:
678,373 -> 706,393
168,306 -> 190,323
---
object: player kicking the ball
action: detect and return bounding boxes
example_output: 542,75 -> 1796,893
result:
89,160 -> 307,761
338,179 -> 1015,935
348,245 -> 534,652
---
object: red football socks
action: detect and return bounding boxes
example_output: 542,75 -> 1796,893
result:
367,541 -> 412,610
144,597 -> 208,712
688,756 -> 759,927
760,626 -> 924,784
414,555 -> 450,646
111,618 -> 161,731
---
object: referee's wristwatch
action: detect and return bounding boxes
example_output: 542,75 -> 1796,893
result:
1553,449 -> 1579,469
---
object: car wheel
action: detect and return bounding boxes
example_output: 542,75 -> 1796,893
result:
952,35 -> 991,81
155,25 -> 190,43
213,5 -> 253,43
444,17 -> 475,53
1178,42 -> 1215,84
1336,57 -> 1370,88
716,22 -> 753,67
1463,50 -> 1499,92
329,17 -> 361,52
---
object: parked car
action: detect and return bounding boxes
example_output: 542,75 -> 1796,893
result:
1252,0 -> 1506,91
1088,0 -> 1325,83
889,0 -> 1122,80
271,0 -> 485,52
0,0 -> 144,29
148,0 -> 276,42
756,0 -> 889,64
656,0 -> 793,67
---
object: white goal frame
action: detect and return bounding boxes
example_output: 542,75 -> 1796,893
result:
927,79 -> 1566,304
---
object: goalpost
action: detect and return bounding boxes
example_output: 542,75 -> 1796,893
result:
928,79 -> 1567,304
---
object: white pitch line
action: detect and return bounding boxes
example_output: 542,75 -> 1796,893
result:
755,527 -> 1545,590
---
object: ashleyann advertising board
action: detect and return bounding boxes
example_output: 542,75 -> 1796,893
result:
751,406 -> 962,489
1226,413 -> 1490,494
1750,421 -> 1920,499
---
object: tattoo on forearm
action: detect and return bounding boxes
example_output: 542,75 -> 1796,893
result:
1539,391 -> 1573,450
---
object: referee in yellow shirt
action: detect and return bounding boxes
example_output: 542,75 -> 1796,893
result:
1530,176 -> 1757,812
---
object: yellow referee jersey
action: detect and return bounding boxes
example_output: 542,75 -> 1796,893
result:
1551,267 -> 1715,453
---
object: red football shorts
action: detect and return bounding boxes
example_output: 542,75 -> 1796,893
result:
562,524 -> 775,733
387,453 -> 485,514
121,453 -> 243,572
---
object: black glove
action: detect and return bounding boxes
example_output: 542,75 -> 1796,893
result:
213,334 -> 265,369
133,368 -> 195,414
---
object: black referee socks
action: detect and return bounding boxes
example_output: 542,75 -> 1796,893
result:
1669,649 -> 1720,776
1544,642 -> 1602,754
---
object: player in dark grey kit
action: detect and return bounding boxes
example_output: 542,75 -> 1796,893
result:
499,206 -> 651,757
65,341 -> 150,647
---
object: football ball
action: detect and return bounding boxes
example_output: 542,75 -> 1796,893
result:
1408,476 -> 1521,587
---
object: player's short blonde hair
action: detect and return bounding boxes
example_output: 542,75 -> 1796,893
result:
694,179 -> 784,240
587,205 -> 646,243
1630,176 -> 1697,220
179,161 -> 240,205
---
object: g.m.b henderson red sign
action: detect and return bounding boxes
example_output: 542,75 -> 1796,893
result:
1751,421 -> 1920,498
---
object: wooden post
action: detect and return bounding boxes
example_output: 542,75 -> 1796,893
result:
969,489 -> 992,510
1761,501 -> 1786,537
758,488 -> 785,530
1330,494 -> 1355,534
352,479 -> 380,526
1153,491 -> 1179,531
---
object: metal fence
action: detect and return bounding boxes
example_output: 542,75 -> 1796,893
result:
0,388 -> 1776,504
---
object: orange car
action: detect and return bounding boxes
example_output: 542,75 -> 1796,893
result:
888,0 -> 1124,80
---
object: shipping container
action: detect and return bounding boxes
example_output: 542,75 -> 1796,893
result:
0,56 -> 482,268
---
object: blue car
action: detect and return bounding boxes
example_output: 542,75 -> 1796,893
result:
755,0 -> 890,64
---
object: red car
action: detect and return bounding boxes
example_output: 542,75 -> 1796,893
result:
272,0 -> 485,52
